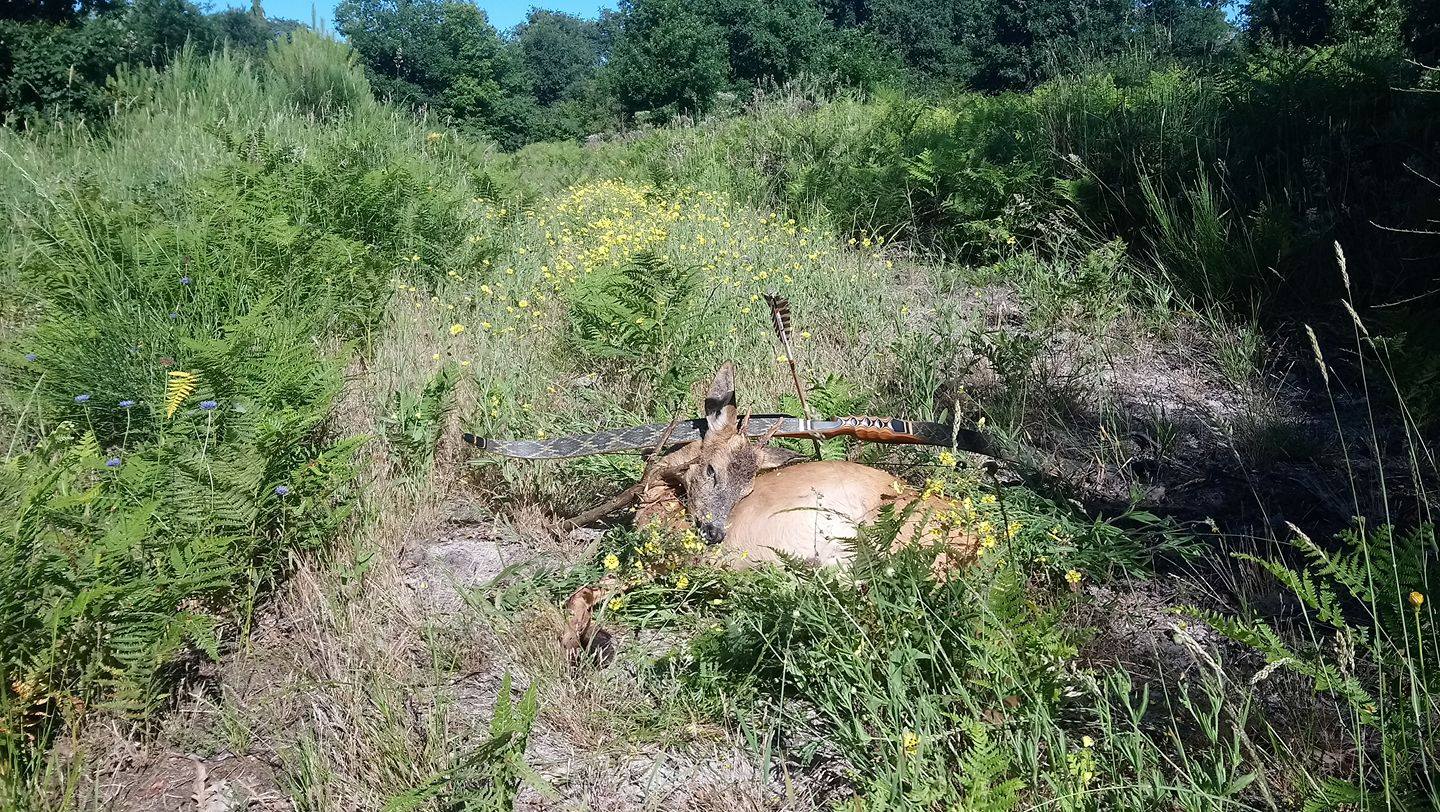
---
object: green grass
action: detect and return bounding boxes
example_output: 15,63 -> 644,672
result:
0,31 -> 504,798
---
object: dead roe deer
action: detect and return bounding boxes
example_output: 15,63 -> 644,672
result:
634,362 -> 981,572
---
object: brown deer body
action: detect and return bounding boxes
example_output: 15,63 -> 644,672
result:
635,363 -> 979,572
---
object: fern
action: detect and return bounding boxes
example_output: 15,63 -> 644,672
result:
1234,553 -> 1356,633
1192,520 -> 1440,806
953,718 -> 1023,809
73,431 -> 102,462
566,250 -> 707,403
383,363 -> 458,472
164,370 -> 199,418
1302,778 -> 1364,812
779,375 -> 869,459
568,250 -> 696,360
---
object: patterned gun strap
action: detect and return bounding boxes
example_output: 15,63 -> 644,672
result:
461,414 -> 998,459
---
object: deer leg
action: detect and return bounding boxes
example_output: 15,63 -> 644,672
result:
560,581 -> 618,666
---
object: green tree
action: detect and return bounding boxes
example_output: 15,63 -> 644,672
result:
2,0 -> 217,126
704,0 -> 827,86
868,0 -> 984,83
2,0 -> 123,23
976,0 -> 1134,89
1243,0 -> 1334,45
862,0 -> 1143,90
817,0 -> 870,27
1407,0 -> 1440,61
213,2 -> 298,53
604,0 -> 728,117
514,10 -> 604,106
335,0 -> 533,145
811,25 -> 907,88
0,15 -> 129,124
1134,0 -> 1233,63
1244,0 -> 1414,51
127,0 -> 215,63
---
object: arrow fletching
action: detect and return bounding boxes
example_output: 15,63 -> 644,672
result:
763,292 -> 795,355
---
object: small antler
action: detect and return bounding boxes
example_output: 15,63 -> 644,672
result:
755,418 -> 783,447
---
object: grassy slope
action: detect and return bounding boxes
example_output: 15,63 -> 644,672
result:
2,36 -> 1437,812
0,34 -> 511,799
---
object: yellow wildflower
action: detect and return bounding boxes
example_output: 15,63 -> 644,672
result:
449,323 -> 466,336
603,553 -> 620,571
937,450 -> 957,467
901,731 -> 920,756
1065,569 -> 1083,586
1411,591 -> 1425,609
675,574 -> 690,590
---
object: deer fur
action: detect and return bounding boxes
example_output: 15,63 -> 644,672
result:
636,362 -> 980,572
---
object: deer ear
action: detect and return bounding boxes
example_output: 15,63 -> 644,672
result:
757,446 -> 802,471
703,362 -> 737,436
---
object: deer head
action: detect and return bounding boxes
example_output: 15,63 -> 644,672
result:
665,362 -> 799,543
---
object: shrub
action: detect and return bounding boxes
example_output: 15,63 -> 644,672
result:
263,28 -> 375,119
0,16 -> 131,126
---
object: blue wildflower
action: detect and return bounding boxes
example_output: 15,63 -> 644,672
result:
199,400 -> 218,411
180,275 -> 191,286
169,312 -> 180,320
74,394 -> 90,404
274,485 -> 290,496
119,399 -> 136,408
105,457 -> 122,469
25,353 -> 37,362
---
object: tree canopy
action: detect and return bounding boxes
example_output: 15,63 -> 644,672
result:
1,0 -> 295,126
7,0 -> 1438,147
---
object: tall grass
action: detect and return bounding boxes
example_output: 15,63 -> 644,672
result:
568,50 -> 1436,320
0,31 -> 500,798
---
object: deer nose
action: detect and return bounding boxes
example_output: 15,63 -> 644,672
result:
698,522 -> 726,544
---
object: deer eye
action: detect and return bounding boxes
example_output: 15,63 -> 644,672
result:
706,464 -> 718,483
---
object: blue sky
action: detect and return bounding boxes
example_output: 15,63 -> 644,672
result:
222,0 -> 613,31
